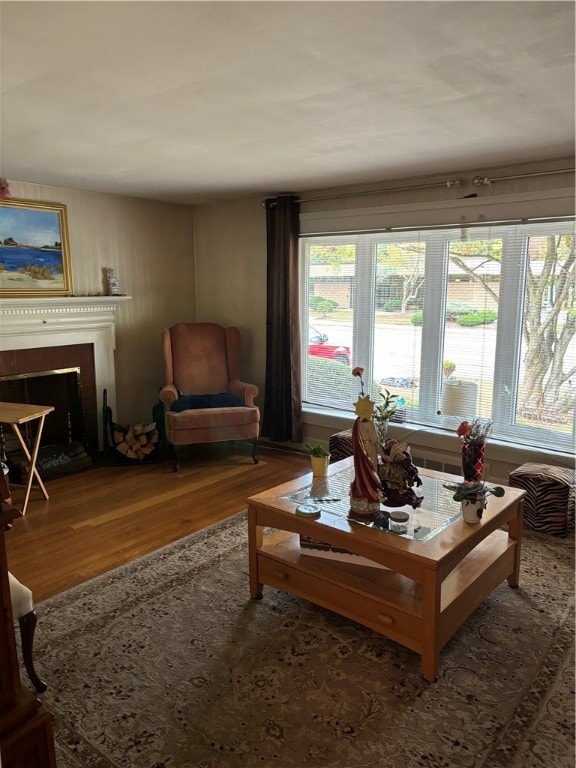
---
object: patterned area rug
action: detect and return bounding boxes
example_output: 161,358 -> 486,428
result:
35,513 -> 574,768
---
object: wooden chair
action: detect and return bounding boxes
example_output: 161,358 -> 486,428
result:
8,571 -> 47,692
1,469 -> 47,693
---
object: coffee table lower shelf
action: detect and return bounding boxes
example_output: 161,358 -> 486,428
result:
251,529 -> 516,681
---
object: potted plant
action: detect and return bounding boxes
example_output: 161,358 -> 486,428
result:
303,442 -> 331,477
444,480 -> 505,523
456,418 -> 493,481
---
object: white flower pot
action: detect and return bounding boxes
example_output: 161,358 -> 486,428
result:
310,455 -> 330,478
461,498 -> 486,523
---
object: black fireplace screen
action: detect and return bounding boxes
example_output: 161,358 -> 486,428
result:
0,367 -> 93,480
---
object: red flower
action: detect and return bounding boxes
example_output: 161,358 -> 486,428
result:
456,418 -> 493,445
352,366 -> 365,396
457,421 -> 471,439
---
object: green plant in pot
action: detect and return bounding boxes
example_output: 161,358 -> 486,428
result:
303,442 -> 331,478
374,388 -> 405,444
445,480 -> 505,502
303,442 -> 330,458
444,480 -> 505,523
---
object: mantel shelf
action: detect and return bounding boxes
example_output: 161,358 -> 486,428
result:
0,296 -> 132,312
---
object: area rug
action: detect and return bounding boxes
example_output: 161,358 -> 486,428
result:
34,513 -> 574,768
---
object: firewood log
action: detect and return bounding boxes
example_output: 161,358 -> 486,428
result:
133,422 -> 156,435
125,429 -> 137,447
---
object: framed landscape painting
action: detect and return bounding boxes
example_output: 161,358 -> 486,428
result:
0,198 -> 73,297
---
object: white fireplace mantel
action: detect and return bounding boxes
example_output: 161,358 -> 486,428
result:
0,296 -> 131,447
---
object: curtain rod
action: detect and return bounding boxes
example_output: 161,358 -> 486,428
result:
472,168 -> 575,186
301,215 -> 575,238
262,179 -> 463,207
298,177 -> 464,204
273,167 -> 574,206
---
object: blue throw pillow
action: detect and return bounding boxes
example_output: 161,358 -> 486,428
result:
171,393 -> 245,412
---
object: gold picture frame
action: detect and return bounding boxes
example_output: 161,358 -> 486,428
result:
0,198 -> 73,297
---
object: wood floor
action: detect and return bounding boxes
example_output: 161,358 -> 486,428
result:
5,444 -> 310,603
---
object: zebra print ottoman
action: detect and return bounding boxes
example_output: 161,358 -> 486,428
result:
328,429 -> 353,463
509,462 -> 575,537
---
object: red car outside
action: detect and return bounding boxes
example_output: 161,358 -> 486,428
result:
308,326 -> 351,366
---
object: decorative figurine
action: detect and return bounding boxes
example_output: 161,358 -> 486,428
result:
378,438 -> 423,508
349,367 -> 383,518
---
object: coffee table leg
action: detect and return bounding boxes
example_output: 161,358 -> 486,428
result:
248,508 -> 263,599
507,498 -> 524,588
421,571 -> 441,682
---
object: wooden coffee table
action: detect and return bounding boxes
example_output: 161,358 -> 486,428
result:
248,457 -> 525,682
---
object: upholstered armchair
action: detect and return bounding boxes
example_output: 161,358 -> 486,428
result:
160,322 -> 260,470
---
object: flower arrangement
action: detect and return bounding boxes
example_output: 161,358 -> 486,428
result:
444,480 -> 505,502
456,418 -> 493,445
352,368 -> 405,422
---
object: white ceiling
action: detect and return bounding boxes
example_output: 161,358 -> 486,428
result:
1,1 -> 574,206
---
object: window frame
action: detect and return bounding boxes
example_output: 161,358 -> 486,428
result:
300,219 -> 575,452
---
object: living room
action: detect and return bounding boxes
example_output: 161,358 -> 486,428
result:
1,3 -> 574,469
1,2 -> 575,767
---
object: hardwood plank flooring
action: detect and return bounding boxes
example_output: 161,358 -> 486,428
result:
5,444 -> 311,602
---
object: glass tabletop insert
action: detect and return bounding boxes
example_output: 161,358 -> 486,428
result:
283,464 -> 461,542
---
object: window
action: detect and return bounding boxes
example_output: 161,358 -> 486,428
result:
300,221 -> 575,452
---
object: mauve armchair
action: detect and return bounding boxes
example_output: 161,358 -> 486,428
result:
159,323 -> 260,470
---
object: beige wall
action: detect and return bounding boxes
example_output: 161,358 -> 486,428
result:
193,198 -> 268,395
7,181 -> 195,425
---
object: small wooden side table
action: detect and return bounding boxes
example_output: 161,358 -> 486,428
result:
0,402 -> 55,515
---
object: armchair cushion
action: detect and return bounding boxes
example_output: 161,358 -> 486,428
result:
171,393 -> 245,412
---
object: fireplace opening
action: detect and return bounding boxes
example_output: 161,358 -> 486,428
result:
0,367 -> 94,481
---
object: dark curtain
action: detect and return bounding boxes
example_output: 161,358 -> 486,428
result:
261,194 -> 303,442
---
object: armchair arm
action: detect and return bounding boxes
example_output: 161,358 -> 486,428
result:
159,384 -> 179,408
229,380 -> 259,407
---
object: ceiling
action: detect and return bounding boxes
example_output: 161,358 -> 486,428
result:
1,1 -> 574,206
